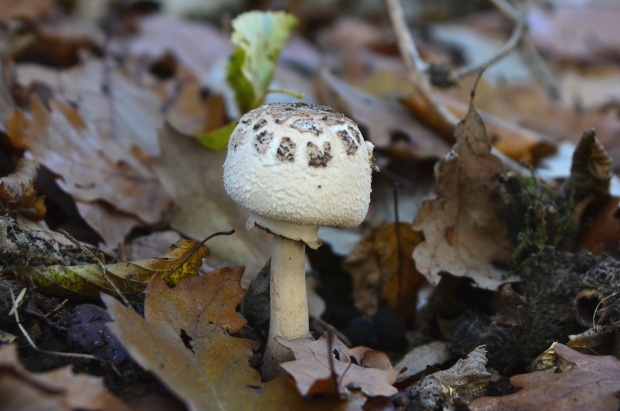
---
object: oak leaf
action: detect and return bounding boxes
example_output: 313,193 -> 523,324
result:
278,333 -> 400,398
0,344 -> 130,411
412,100 -> 514,289
470,344 -> 620,410
104,267 -> 350,411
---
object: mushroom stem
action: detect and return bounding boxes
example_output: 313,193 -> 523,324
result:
262,235 -> 309,380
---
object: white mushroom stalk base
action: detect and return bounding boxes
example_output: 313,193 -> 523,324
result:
262,235 -> 309,380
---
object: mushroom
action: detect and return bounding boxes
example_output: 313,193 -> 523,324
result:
223,102 -> 376,379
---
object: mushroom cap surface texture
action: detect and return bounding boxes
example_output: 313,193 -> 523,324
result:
223,103 -> 376,242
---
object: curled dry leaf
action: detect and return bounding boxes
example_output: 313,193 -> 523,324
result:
278,333 -> 400,398
412,100 -> 515,290
6,96 -> 171,246
105,268 -> 349,411
565,128 -> 612,200
0,157 -> 45,220
15,239 -> 207,299
410,346 -> 491,409
0,344 -> 130,411
343,222 -> 427,320
471,344 -> 620,411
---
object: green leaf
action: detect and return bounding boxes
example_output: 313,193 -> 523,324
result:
227,11 -> 298,113
197,121 -> 237,151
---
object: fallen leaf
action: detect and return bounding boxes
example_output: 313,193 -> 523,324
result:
0,344 -> 131,411
528,5 -> 620,63
412,98 -> 515,290
123,13 -> 231,84
576,196 -> 620,257
15,238 -> 207,299
6,96 -> 171,246
16,58 -> 164,156
152,123 -> 270,269
278,333 -> 400,398
565,128 -> 613,200
343,222 -> 427,320
470,344 -> 620,410
0,157 -> 45,220
410,346 -> 491,409
104,267 -> 351,411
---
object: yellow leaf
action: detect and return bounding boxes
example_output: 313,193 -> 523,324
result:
16,239 -> 207,299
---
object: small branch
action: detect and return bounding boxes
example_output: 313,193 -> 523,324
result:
450,11 -> 526,81
384,0 -> 459,132
490,0 -> 562,102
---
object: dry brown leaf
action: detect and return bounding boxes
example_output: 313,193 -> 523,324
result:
576,196 -> 620,257
343,222 -> 427,320
104,267 -> 351,411
124,13 -> 231,84
278,333 -> 400,398
412,99 -> 515,290
0,157 -> 45,219
0,344 -> 131,411
316,69 -> 451,160
528,5 -> 620,62
152,123 -> 270,269
16,58 -> 164,156
6,96 -> 171,246
470,344 -> 620,410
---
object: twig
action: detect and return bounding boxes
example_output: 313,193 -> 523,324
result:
383,0 -> 459,130
10,288 -> 109,366
490,0 -> 562,101
450,9 -> 526,81
60,230 -> 133,309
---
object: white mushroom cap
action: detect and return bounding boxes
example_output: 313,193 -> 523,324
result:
223,103 -> 376,249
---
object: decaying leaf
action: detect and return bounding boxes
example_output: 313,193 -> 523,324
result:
565,128 -> 612,200
409,346 -> 491,409
16,239 -> 207,299
343,222 -> 427,320
0,344 -> 131,411
412,99 -> 515,290
278,333 -> 400,398
104,267 -> 350,411
576,196 -> 620,257
471,344 -> 620,410
153,123 -> 270,270
6,96 -> 171,246
0,158 -> 45,220
227,11 -> 298,113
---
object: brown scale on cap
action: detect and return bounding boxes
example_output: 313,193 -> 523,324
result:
337,130 -> 359,155
291,118 -> 322,136
254,131 -> 273,154
276,137 -> 296,162
307,141 -> 332,167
